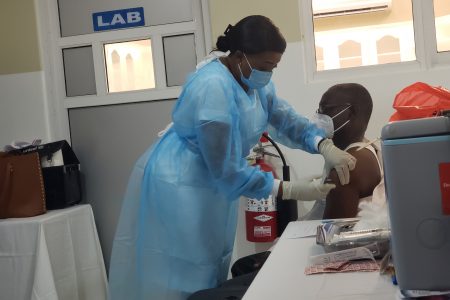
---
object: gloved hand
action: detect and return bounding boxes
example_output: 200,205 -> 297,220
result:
319,139 -> 356,185
281,177 -> 336,201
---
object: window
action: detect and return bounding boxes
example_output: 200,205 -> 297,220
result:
312,0 -> 415,71
42,0 -> 206,107
163,34 -> 197,87
434,0 -> 450,52
62,46 -> 96,96
104,39 -> 156,93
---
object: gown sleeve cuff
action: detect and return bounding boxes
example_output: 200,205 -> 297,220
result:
314,136 -> 325,152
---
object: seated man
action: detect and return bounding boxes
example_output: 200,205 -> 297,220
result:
305,83 -> 382,219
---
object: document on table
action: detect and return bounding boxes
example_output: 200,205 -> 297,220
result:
282,220 -> 322,239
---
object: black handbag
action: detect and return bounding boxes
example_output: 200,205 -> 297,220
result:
11,140 -> 82,210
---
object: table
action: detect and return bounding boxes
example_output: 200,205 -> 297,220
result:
243,220 -> 398,300
0,204 -> 108,300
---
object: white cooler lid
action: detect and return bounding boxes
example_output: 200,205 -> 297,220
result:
381,116 -> 450,140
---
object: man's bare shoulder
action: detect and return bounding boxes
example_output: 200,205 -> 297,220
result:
347,146 -> 381,190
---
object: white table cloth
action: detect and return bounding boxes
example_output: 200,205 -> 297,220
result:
243,220 -> 398,300
0,204 -> 107,300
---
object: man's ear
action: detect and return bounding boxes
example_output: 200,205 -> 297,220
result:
234,50 -> 244,62
347,105 -> 358,124
350,105 -> 359,117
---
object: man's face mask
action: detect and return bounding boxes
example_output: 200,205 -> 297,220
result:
238,53 -> 272,89
312,104 -> 352,138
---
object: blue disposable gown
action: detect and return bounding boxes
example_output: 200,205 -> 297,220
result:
108,58 -> 325,300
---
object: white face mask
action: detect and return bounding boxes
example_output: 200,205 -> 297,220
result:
312,105 -> 352,138
311,113 -> 334,138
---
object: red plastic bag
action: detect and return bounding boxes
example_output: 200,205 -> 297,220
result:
389,82 -> 450,122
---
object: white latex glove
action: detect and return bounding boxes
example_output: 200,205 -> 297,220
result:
281,177 -> 336,201
319,139 -> 357,185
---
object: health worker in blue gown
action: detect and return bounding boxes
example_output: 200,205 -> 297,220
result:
108,15 -> 356,300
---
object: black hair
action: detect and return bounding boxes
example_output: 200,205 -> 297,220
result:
215,15 -> 286,55
322,83 -> 373,124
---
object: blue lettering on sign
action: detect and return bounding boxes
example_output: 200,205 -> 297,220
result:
93,7 -> 145,31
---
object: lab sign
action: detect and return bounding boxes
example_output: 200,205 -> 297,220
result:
93,7 -> 145,32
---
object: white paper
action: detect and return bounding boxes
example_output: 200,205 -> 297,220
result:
4,139 -> 41,152
282,220 -> 322,239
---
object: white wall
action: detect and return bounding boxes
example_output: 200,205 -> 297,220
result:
0,71 -> 49,147
0,0 -> 49,148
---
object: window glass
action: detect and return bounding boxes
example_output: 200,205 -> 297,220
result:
163,34 -> 197,87
104,39 -> 155,93
312,0 -> 415,71
434,0 -> 450,52
63,46 -> 97,97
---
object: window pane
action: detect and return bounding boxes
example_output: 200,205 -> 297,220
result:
434,0 -> 450,53
63,46 -> 97,97
312,0 -> 415,71
163,34 -> 197,87
104,39 -> 155,93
